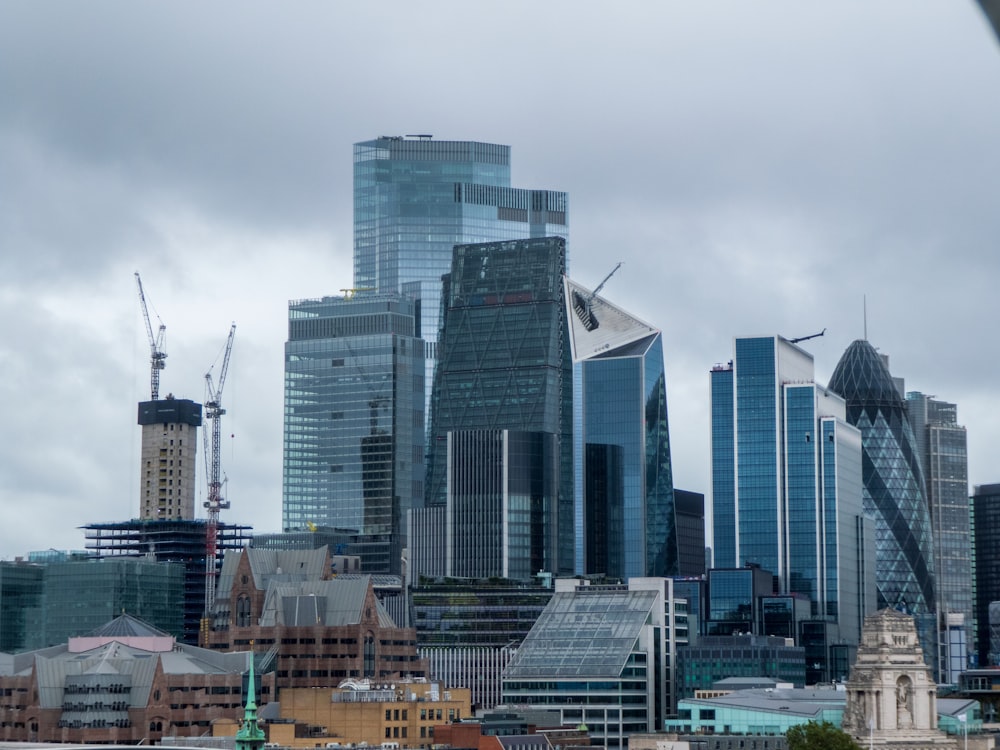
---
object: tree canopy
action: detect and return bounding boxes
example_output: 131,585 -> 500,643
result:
785,720 -> 861,750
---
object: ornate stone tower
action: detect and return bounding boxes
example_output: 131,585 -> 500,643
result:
842,609 -> 956,749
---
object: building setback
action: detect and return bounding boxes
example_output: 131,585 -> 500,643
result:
710,335 -> 874,682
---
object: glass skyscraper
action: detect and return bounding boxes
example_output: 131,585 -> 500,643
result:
710,335 -> 873,672
424,237 -> 572,578
282,294 -> 424,574
907,391 -> 972,680
563,275 -> 676,579
353,136 -> 568,411
828,339 -> 937,616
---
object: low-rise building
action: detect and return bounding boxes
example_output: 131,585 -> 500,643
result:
202,547 -> 428,688
501,578 -> 688,749
270,679 -> 470,748
0,614 -> 270,744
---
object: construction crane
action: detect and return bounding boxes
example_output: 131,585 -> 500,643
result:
203,323 -> 235,620
789,328 -> 827,344
134,272 -> 167,400
570,262 -> 622,332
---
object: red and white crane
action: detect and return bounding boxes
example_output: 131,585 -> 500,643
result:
203,323 -> 235,618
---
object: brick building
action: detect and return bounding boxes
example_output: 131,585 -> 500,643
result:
0,614 -> 270,744
202,546 -> 427,687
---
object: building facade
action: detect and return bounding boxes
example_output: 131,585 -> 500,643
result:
353,135 -> 568,359
84,519 -> 252,645
282,294 -> 425,574
563,276 -> 677,579
675,635 -> 806,699
709,335 -> 874,679
0,614 -> 270,745
828,340 -> 937,616
971,483 -> 1000,667
137,396 -> 201,520
410,578 -> 554,710
501,577 -> 689,747
906,391 -> 973,680
424,237 -> 573,578
201,547 -> 428,689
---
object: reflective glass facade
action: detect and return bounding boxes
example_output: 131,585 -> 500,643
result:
426,238 -> 572,578
709,336 -> 872,669
353,137 -> 568,413
828,339 -> 936,614
907,391 -> 973,675
283,295 -> 424,574
564,277 -> 676,580
972,483 -> 1000,666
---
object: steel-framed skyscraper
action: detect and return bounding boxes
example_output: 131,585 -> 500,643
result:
828,339 -> 937,616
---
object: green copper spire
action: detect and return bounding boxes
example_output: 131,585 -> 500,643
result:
235,650 -> 265,750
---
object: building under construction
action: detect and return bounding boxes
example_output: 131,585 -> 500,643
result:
137,395 -> 202,520
83,520 -> 251,645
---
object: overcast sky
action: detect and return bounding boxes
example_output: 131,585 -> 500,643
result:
1,2 -> 999,558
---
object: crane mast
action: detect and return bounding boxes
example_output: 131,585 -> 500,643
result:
134,272 -> 167,400
203,323 -> 235,620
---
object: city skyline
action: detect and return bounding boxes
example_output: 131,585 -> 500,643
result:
2,3 -> 1000,556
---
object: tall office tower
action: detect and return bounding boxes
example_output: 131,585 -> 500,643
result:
907,391 -> 972,681
282,293 -> 425,574
710,335 -> 874,678
424,237 -> 572,578
353,136 -> 568,409
563,276 -> 676,579
828,340 -> 937,616
137,396 -> 201,520
972,483 -> 1000,666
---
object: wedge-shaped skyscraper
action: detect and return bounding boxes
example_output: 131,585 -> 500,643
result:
828,339 -> 936,615
563,276 -> 676,578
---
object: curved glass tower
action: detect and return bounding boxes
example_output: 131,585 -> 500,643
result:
828,339 -> 936,614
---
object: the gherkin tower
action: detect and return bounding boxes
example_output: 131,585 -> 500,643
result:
828,339 -> 936,614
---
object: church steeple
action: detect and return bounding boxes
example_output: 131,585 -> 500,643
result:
235,650 -> 265,750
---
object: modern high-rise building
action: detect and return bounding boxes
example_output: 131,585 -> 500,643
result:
137,396 -> 201,520
907,391 -> 972,680
972,483 -> 1000,667
354,136 -> 569,342
353,136 -> 569,422
422,237 -> 572,578
282,294 -> 425,575
563,275 -> 677,579
710,335 -> 874,678
828,340 -> 937,616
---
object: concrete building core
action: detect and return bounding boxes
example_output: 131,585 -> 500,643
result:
137,395 -> 202,520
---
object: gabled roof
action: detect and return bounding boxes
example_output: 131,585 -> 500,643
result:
258,576 -> 395,628
503,588 -> 658,679
216,545 -> 330,601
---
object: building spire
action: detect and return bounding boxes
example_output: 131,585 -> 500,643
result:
863,294 -> 868,341
235,648 -> 265,750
